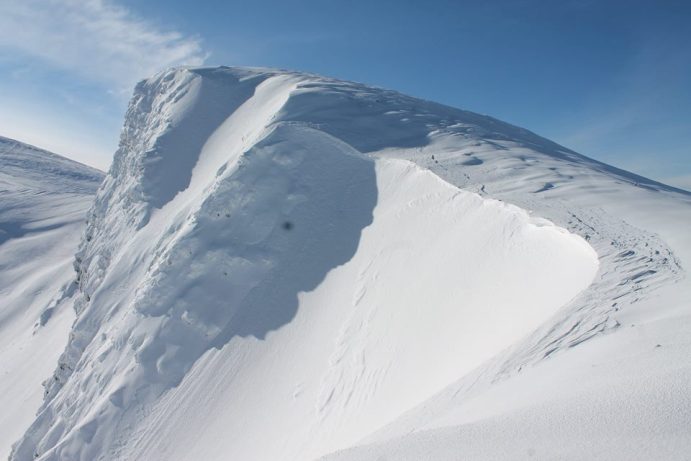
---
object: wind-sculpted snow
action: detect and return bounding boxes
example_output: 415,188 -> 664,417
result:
131,123 -> 377,384
322,101 -> 691,459
11,67 -> 691,460
130,68 -> 275,210
275,80 -> 687,195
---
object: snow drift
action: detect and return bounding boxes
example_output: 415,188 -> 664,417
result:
8,67 -> 691,460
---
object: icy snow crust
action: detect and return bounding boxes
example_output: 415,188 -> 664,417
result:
0,137 -> 102,460
10,67 -> 691,460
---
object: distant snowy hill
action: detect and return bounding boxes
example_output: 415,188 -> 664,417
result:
8,67 -> 691,461
0,137 -> 102,460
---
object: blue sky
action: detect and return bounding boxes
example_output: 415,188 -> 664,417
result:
1,0 -> 689,189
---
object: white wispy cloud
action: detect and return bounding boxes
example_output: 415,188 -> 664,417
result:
0,0 -> 207,90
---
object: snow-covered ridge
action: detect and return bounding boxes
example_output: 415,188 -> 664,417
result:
11,67 -> 691,460
0,136 -> 102,194
0,137 -> 102,460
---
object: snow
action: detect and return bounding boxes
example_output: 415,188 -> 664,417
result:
116,156 -> 596,461
0,137 -> 102,460
6,67 -> 691,460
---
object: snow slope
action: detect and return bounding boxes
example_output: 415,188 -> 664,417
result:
0,137 -> 102,460
10,67 -> 691,460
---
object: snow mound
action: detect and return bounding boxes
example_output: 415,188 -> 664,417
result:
11,67 -> 691,460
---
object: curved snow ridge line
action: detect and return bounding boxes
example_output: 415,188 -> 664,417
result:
350,141 -> 687,446
477,203 -> 684,377
357,218 -> 686,451
307,158 -> 601,445
386,136 -> 686,367
396,159 -> 599,260
520,211 -> 682,359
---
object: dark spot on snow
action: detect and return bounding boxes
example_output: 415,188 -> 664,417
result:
534,182 -> 554,193
655,344 -> 662,348
282,221 -> 293,231
461,157 -> 483,166
630,269 -> 657,281
39,307 -> 55,326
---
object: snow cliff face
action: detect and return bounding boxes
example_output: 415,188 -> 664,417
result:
11,67 -> 691,460
0,137 -> 102,460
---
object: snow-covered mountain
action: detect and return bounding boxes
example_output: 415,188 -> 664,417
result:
8,67 -> 691,460
0,137 -> 103,460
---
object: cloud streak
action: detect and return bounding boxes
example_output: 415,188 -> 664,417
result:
0,0 -> 207,90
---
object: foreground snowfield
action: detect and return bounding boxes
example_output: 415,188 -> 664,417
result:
6,67 -> 691,460
0,137 -> 102,460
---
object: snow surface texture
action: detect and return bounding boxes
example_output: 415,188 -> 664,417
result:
0,137 -> 102,460
9,67 -> 691,460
